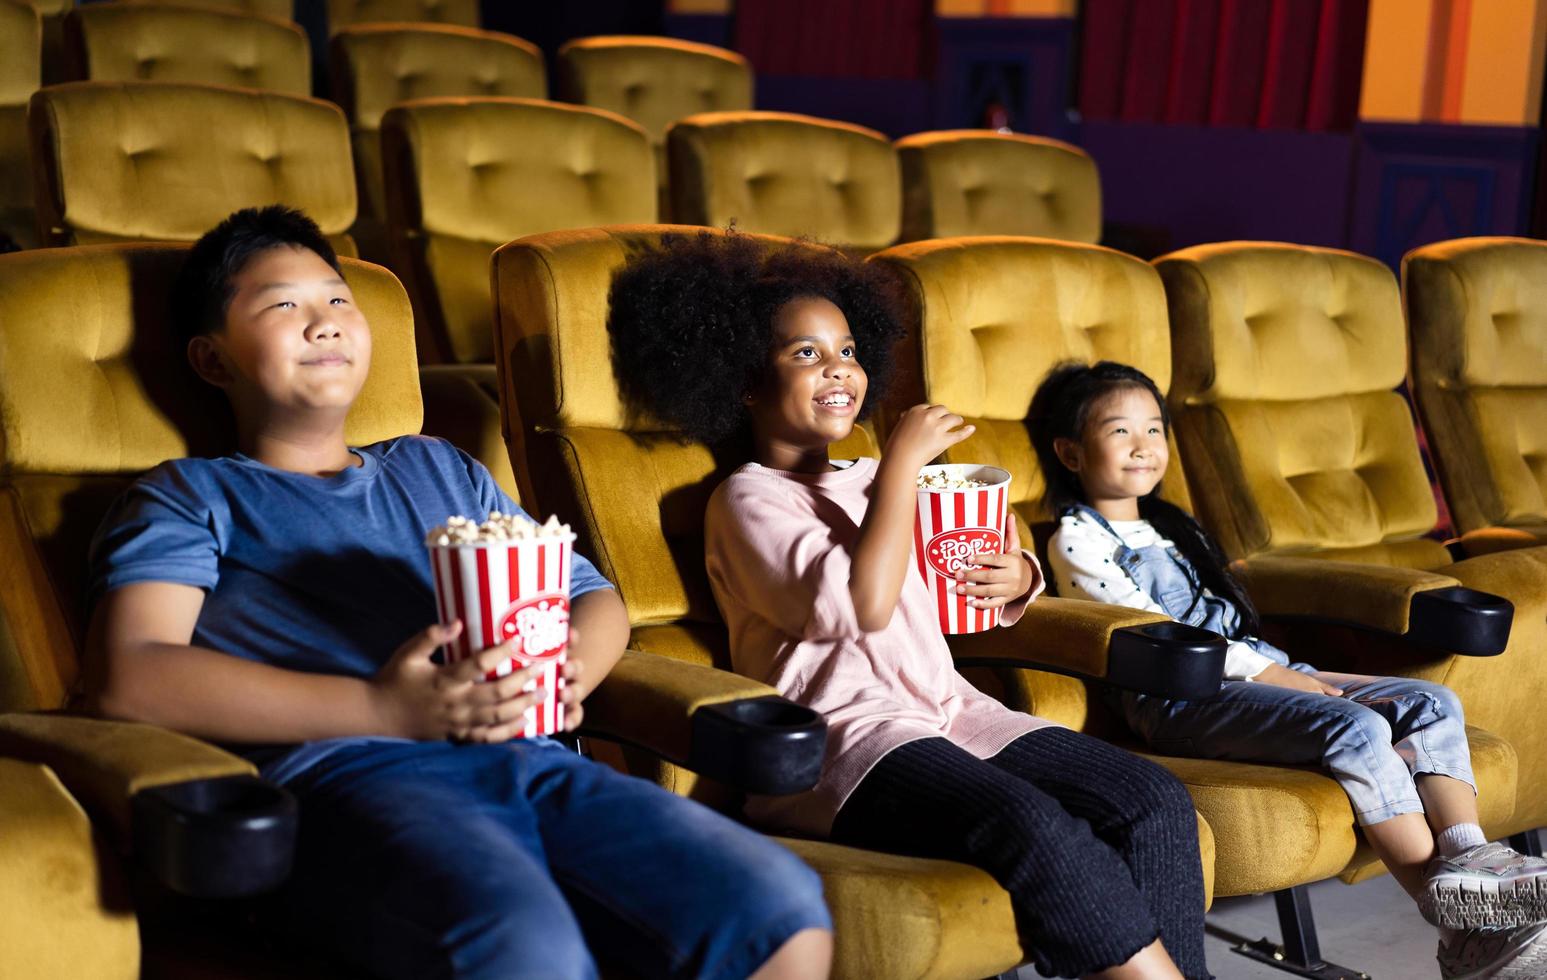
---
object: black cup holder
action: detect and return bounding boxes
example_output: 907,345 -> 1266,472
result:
689,696 -> 826,796
132,774 -> 298,899
1106,622 -> 1227,700
1409,586 -> 1514,656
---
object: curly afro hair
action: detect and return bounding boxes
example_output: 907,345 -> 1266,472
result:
607,230 -> 912,445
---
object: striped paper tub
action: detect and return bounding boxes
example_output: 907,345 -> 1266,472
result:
427,531 -> 576,737
914,464 -> 1012,635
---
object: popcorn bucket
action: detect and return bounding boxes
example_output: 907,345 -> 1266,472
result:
427,530 -> 575,737
914,464 -> 1012,635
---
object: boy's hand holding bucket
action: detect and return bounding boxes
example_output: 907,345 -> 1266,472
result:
426,512 -> 576,738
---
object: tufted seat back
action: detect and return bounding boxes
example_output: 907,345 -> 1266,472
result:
0,243 -> 421,713
667,110 -> 900,253
1157,242 -> 1451,569
556,36 -> 752,219
381,97 -> 654,365
330,23 -> 542,261
28,81 -> 357,254
63,2 -> 310,95
896,131 -> 1101,244
870,236 -> 1188,549
327,0 -> 477,33
132,0 -> 293,17
0,0 -> 40,249
490,225 -> 877,666
1406,237 -> 1547,543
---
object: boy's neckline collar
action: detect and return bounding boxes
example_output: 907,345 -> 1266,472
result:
229,446 -> 378,482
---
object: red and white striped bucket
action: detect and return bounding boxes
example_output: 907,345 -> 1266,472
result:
427,532 -> 575,737
914,464 -> 1012,635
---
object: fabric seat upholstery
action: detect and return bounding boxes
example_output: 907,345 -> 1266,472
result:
895,131 -> 1101,244
27,81 -> 357,255
327,0 -> 477,33
1405,237 -> 1547,553
666,110 -> 900,254
329,22 -> 542,264
556,36 -> 752,219
62,2 -> 310,94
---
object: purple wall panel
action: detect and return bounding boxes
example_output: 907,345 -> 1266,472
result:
1079,121 -> 1356,253
1349,122 -> 1541,269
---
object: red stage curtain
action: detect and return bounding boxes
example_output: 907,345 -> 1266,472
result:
734,0 -> 935,79
1079,0 -> 1367,131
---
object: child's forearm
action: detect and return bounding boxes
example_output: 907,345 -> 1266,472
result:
567,588 -> 630,693
848,456 -> 919,632
89,641 -> 388,744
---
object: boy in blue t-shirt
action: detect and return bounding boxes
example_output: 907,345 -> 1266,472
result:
83,206 -> 832,980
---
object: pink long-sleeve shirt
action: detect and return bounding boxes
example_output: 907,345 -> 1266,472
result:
705,457 -> 1057,836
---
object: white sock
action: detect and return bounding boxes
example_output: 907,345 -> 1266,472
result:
1438,823 -> 1488,857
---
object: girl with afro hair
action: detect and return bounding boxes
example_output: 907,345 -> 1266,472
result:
608,231 -> 1209,980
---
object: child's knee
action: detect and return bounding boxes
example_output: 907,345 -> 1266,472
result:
444,890 -> 595,980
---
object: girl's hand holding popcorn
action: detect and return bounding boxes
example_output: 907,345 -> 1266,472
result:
950,517 -> 1044,610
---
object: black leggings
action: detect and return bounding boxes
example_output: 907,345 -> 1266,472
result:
830,728 -> 1209,980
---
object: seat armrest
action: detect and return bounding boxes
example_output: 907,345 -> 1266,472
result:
0,713 -> 297,897
1236,557 -> 1511,655
947,597 -> 1227,699
581,650 -> 826,795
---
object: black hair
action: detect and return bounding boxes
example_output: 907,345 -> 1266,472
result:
1028,360 -> 1261,639
606,230 -> 910,445
170,205 -> 340,353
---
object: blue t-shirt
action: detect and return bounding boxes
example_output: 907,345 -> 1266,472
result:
89,435 -> 613,779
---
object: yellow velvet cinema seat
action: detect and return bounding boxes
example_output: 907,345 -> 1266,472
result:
328,0 -> 478,33
894,131 -> 1101,244
491,223 -> 1228,979
0,0 -> 40,250
873,235 -> 1522,974
380,96 -> 655,505
556,35 -> 753,219
329,22 -> 543,264
0,240 -> 832,978
1405,237 -> 1547,557
61,1 -> 310,95
1156,242 -> 1546,841
28,81 -> 358,255
666,111 -> 901,254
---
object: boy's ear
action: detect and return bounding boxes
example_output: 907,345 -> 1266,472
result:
187,335 -> 233,389
1052,436 -> 1081,472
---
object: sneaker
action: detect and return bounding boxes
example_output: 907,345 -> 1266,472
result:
1422,842 -> 1547,929
1438,921 -> 1547,979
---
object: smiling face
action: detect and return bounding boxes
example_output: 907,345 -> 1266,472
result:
1054,384 -> 1169,518
188,244 -> 371,423
746,295 -> 869,472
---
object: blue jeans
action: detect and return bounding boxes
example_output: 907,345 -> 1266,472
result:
264,738 -> 831,979
1120,669 -> 1477,825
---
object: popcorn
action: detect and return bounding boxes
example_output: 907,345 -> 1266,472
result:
917,472 -> 989,491
425,511 -> 572,547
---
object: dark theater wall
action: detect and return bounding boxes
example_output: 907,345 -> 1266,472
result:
664,0 -> 1543,264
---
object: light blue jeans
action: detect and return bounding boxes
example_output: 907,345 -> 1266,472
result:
1120,669 -> 1476,825
1066,504 -> 1477,826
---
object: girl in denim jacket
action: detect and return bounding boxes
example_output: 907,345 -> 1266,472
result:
1032,361 -> 1547,978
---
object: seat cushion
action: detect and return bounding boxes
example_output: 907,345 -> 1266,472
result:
67,3 -> 311,95
1406,237 -> 1547,536
781,837 -> 1023,979
327,0 -> 479,34
0,759 -> 138,979
667,111 -> 900,252
29,81 -> 356,246
896,131 -> 1101,244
